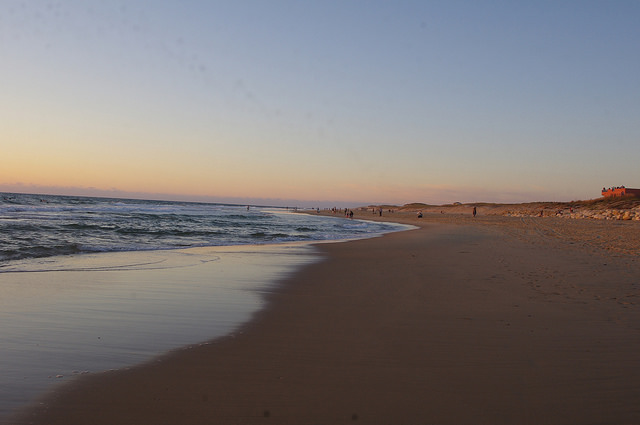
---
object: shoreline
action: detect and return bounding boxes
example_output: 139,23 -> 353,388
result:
0,243 -> 323,423
12,215 -> 640,424
0,208 -> 411,423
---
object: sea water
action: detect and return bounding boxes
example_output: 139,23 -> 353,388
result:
0,193 -> 406,421
0,193 -> 401,267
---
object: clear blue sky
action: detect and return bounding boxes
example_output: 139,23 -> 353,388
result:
2,1 -> 639,206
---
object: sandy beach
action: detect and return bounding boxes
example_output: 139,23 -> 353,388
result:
12,211 -> 640,425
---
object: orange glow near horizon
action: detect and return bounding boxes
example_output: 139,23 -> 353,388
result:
0,121 -> 600,205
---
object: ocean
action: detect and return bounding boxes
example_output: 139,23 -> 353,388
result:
0,192 -> 402,269
0,192 -> 408,422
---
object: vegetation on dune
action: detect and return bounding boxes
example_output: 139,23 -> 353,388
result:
568,195 -> 640,210
399,203 -> 432,210
389,196 -> 640,212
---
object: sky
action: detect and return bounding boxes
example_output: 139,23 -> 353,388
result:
1,1 -> 639,206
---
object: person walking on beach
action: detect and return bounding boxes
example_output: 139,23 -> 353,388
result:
473,207 -> 477,218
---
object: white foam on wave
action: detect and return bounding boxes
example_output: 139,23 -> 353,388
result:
1,194 -> 411,268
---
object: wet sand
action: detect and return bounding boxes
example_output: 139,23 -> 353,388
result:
13,213 -> 640,425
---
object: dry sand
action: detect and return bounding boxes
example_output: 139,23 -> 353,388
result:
12,212 -> 640,425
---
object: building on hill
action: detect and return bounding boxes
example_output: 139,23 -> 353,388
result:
601,186 -> 640,198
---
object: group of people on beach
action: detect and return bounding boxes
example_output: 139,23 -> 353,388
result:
335,208 -> 353,219
327,207 -> 350,217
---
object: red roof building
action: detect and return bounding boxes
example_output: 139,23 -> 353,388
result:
601,186 -> 640,198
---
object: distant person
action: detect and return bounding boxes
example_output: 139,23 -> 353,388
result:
349,210 -> 354,219
417,211 -> 423,218
472,207 -> 477,218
